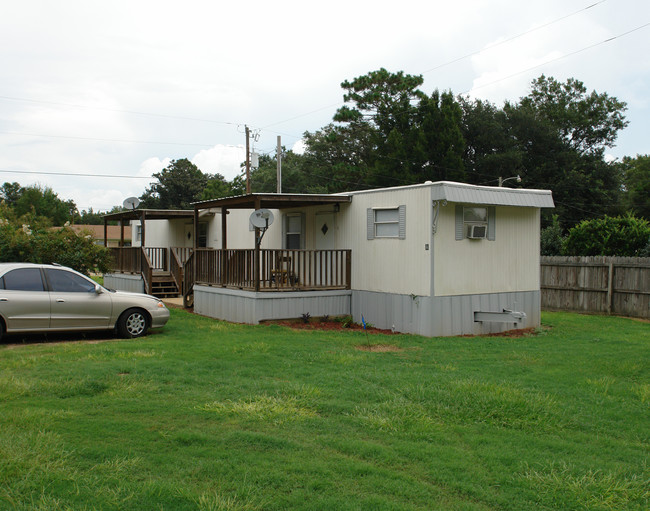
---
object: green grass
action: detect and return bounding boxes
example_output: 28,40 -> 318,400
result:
0,311 -> 648,510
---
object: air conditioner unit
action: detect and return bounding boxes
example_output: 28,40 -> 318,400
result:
467,224 -> 487,239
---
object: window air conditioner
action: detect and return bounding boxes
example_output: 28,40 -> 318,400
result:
467,224 -> 487,239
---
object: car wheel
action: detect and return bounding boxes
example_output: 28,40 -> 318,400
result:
0,321 -> 3,342
117,308 -> 149,338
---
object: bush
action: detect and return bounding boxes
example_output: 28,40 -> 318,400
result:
540,215 -> 565,255
0,218 -> 111,275
563,214 -> 650,256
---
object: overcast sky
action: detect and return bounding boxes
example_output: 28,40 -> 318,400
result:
1,0 -> 648,211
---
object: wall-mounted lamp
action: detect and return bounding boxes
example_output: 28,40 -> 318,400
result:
334,203 -> 340,213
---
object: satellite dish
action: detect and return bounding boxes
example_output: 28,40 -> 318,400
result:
249,208 -> 274,229
123,197 -> 140,210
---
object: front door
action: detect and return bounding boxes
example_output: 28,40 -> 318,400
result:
315,212 -> 335,250
314,212 -> 335,286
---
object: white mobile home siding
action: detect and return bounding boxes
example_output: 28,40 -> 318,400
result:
340,186 -> 431,297
433,205 -> 540,296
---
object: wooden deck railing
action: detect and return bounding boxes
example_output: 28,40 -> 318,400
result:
194,248 -> 351,291
108,247 -> 352,294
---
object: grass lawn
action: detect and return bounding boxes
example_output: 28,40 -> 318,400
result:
0,311 -> 648,510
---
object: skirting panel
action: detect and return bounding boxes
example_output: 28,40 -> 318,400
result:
351,290 -> 541,337
194,285 -> 352,324
104,273 -> 145,294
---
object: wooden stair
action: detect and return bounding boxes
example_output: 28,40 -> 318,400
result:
151,272 -> 180,298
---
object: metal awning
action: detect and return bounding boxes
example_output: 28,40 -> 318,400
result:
103,209 -> 194,222
193,193 -> 352,211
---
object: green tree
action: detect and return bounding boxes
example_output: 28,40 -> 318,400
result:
0,206 -> 110,274
304,69 -> 465,190
0,182 -> 21,206
621,154 -> 650,220
563,215 -> 650,256
540,215 -> 565,255
201,173 -> 237,201
11,184 -> 76,226
520,75 -> 628,155
140,159 -> 208,209
74,207 -> 105,225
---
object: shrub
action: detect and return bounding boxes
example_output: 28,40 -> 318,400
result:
563,214 -> 650,256
0,219 -> 111,275
540,215 -> 565,256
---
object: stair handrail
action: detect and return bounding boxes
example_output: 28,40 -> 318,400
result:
140,247 -> 154,295
169,248 -> 184,295
182,251 -> 195,308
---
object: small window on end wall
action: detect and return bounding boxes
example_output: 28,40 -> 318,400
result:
367,206 -> 406,240
283,213 -> 305,249
455,205 -> 495,241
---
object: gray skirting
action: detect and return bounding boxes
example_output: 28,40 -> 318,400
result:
193,283 -> 539,337
103,273 -> 145,294
194,285 -> 352,324
351,290 -> 541,337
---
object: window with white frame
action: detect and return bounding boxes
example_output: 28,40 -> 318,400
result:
455,205 -> 495,240
374,208 -> 399,238
367,205 -> 406,240
464,207 -> 488,238
285,214 -> 303,249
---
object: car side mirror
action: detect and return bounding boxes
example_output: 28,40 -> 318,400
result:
94,284 -> 103,294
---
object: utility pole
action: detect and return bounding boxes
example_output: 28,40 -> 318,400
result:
276,136 -> 282,193
245,125 -> 251,194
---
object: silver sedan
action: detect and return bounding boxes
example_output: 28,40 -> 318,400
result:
0,263 -> 169,340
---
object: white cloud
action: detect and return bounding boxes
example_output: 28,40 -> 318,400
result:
191,145 -> 245,180
291,140 -> 306,155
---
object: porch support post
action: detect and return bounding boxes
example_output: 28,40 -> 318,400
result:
119,220 -> 124,247
140,211 -> 146,248
221,208 -> 227,286
254,198 -> 261,292
193,206 -> 199,288
103,218 -> 108,248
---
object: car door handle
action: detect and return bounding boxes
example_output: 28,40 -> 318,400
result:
0,298 -> 7,301
56,299 -> 65,303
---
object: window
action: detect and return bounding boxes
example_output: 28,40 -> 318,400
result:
367,206 -> 406,240
284,213 -> 304,249
464,207 -> 488,238
455,205 -> 495,240
46,269 -> 96,293
198,222 -> 208,248
135,225 -> 142,243
374,208 -> 399,237
2,268 -> 45,291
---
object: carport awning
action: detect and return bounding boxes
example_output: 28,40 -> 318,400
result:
193,193 -> 351,211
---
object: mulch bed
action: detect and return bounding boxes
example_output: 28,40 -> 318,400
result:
263,318 -> 397,335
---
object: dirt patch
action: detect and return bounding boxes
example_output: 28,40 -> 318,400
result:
262,318 -> 398,335
460,327 -> 539,338
355,344 -> 403,352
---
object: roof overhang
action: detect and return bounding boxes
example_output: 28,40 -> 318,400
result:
429,181 -> 554,208
193,193 -> 352,210
103,209 -> 195,222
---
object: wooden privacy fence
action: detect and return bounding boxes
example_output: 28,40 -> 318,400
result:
541,256 -> 650,319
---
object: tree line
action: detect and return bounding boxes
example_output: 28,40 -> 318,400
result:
1,69 -> 649,256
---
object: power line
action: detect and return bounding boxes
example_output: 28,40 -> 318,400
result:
259,0 -> 611,133
0,169 -> 154,180
0,94 -> 241,127
421,0 -> 607,75
462,22 -> 650,95
0,130 -> 218,148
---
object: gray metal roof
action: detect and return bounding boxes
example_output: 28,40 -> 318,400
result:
429,181 -> 554,208
340,181 -> 553,207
